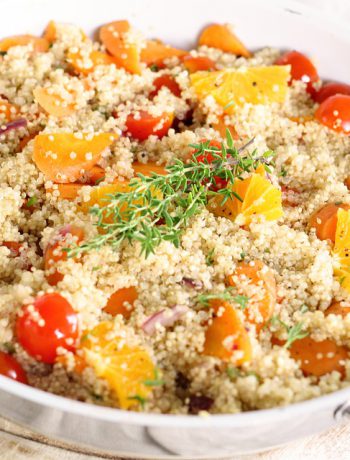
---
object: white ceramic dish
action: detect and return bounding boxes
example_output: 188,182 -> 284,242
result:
1,0 -> 350,457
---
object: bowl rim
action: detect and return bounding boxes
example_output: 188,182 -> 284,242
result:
1,0 -> 350,429
1,376 -> 350,428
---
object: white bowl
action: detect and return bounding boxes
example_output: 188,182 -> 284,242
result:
1,0 -> 350,458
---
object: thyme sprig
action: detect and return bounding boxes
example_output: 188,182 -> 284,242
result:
68,130 -> 274,258
197,288 -> 249,309
271,316 -> 309,348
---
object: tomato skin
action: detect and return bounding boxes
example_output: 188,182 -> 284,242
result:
2,241 -> 22,257
192,139 -> 228,190
16,293 -> 79,364
150,74 -> 181,98
0,351 -> 27,384
275,50 -> 319,94
315,95 -> 350,134
314,82 -> 350,104
125,111 -> 174,141
44,225 -> 84,286
182,55 -> 216,73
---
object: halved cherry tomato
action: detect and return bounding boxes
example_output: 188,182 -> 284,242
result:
315,95 -> 350,134
150,74 -> 181,98
125,110 -> 174,141
16,292 -> 79,364
275,50 -> 319,95
314,82 -> 350,104
309,203 -> 350,242
2,241 -> 22,257
103,286 -> 138,319
0,351 -> 27,384
192,139 -> 228,190
44,225 -> 84,286
182,55 -> 216,73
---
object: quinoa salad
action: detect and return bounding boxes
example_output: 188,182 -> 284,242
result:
0,20 -> 350,416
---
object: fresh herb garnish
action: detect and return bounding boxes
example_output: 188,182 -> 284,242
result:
150,64 -> 159,72
227,366 -> 261,381
300,304 -> 309,314
197,288 -> 249,309
128,394 -> 147,408
205,248 -> 215,266
239,251 -> 246,261
143,368 -> 165,387
223,101 -> 234,110
279,166 -> 288,177
271,316 -> 309,348
2,342 -> 15,354
26,196 -> 38,208
67,131 -> 274,258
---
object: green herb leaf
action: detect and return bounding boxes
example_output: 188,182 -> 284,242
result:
128,394 -> 147,409
205,248 -> 215,266
67,138 -> 274,258
271,316 -> 309,348
143,368 -> 165,387
233,295 -> 249,310
26,196 -> 38,208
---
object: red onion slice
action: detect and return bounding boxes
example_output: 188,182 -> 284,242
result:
142,305 -> 190,335
0,118 -> 27,135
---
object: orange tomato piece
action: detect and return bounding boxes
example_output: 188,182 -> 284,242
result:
77,165 -> 106,185
2,241 -> 23,257
325,301 -> 350,318
0,35 -> 49,53
227,260 -> 276,330
0,99 -> 19,122
67,50 -> 118,76
309,203 -> 350,243
132,161 -> 167,177
198,24 -> 251,58
125,110 -> 173,141
44,225 -> 84,286
99,20 -> 141,74
182,55 -> 216,73
33,132 -> 117,183
289,337 -> 348,377
103,286 -> 138,319
34,87 -> 76,118
345,177 -> 350,191
288,115 -> 314,124
141,39 -> 187,67
150,74 -> 181,98
203,300 -> 252,365
47,183 -> 83,201
43,20 -> 86,43
212,115 -> 239,140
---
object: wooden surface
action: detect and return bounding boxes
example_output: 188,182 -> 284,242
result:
2,0 -> 350,459
0,416 -> 350,459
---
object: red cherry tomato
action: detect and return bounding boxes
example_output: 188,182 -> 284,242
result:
182,55 -> 216,73
0,351 -> 27,384
315,94 -> 350,134
313,82 -> 350,104
16,292 -> 79,364
44,225 -> 84,286
192,139 -> 229,190
2,241 -> 22,257
275,50 -> 319,95
150,74 -> 181,98
125,110 -> 174,141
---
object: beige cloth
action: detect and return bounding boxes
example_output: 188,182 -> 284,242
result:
0,416 -> 350,460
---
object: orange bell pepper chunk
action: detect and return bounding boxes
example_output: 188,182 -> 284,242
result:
0,99 -> 19,122
34,87 -> 77,118
33,132 -> 117,183
99,20 -> 141,74
309,203 -> 350,242
132,161 -> 167,177
182,55 -> 216,73
0,35 -> 49,53
198,24 -> 251,58
325,300 -> 350,318
125,110 -> 173,141
203,300 -> 252,365
141,40 -> 187,67
227,260 -> 276,330
288,336 -> 348,378
44,225 -> 84,286
67,50 -> 118,76
103,286 -> 138,319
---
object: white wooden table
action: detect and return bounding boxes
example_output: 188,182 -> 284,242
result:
1,0 -> 350,458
